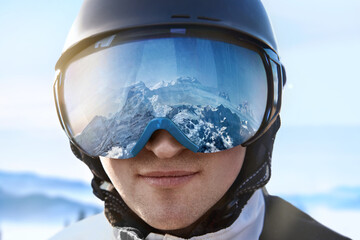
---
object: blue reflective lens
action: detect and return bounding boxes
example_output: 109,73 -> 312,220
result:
60,35 -> 268,158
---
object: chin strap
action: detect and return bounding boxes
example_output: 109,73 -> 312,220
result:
72,117 -> 281,239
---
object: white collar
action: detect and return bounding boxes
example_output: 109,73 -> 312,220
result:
145,189 -> 265,240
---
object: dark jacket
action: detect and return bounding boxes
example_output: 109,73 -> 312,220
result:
260,192 -> 351,240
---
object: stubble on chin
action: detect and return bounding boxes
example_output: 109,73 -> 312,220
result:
126,181 -> 222,231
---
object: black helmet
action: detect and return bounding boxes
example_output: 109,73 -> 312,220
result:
56,0 -> 279,69
54,0 -> 285,238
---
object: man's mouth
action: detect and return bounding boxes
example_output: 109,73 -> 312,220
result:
138,171 -> 198,188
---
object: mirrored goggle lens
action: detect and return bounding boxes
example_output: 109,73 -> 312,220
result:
58,35 -> 268,158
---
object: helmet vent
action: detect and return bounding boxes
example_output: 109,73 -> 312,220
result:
197,16 -> 221,22
171,15 -> 190,19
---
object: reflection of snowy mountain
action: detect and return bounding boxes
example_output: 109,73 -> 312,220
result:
167,104 -> 252,152
150,77 -> 201,90
77,81 -> 154,158
237,101 -> 255,119
218,91 -> 230,101
76,77 -> 257,158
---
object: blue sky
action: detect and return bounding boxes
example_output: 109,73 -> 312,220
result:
0,0 -> 359,191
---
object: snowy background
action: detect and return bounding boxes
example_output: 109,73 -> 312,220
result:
0,0 -> 359,239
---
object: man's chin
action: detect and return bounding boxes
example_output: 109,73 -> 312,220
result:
136,204 -> 201,231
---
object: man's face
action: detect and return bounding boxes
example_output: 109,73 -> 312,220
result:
100,130 -> 246,230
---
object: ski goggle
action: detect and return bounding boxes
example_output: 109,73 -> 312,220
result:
54,27 -> 285,159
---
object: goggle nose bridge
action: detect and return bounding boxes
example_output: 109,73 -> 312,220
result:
130,117 -> 199,157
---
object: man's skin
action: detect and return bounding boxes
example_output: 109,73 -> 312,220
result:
100,129 -> 247,230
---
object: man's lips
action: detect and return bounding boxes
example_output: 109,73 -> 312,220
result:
138,171 -> 198,188
140,171 -> 197,177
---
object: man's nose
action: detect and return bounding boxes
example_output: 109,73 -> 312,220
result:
145,130 -> 186,159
